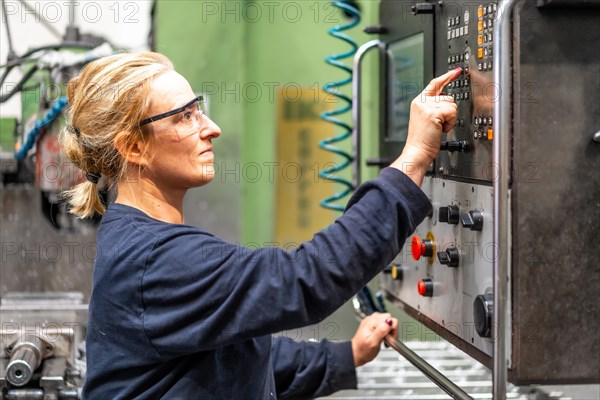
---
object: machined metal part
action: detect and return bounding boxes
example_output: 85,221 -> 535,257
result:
3,387 -> 80,400
0,293 -> 86,399
352,40 -> 382,188
3,389 -> 44,400
6,340 -> 44,386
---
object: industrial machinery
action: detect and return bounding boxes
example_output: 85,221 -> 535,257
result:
0,293 -> 87,400
1,4 -> 115,397
353,0 -> 599,397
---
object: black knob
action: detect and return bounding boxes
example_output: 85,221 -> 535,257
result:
412,3 -> 435,15
364,25 -> 388,35
460,210 -> 484,231
474,294 -> 493,338
440,140 -> 469,152
439,205 -> 460,224
437,246 -> 460,268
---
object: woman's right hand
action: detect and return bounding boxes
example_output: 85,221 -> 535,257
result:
391,68 -> 462,186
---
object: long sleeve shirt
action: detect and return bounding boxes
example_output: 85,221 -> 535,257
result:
82,168 -> 432,399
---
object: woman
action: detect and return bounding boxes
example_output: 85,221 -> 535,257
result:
61,52 -> 460,399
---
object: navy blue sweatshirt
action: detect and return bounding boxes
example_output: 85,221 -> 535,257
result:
83,168 -> 432,399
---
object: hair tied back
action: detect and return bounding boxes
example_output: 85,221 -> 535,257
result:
85,172 -> 101,184
67,125 -> 81,138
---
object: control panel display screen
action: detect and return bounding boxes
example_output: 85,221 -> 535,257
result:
387,33 -> 424,142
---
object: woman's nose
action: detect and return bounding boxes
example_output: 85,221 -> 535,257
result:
199,115 -> 221,140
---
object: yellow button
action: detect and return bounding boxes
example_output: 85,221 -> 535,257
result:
487,129 -> 493,140
478,35 -> 483,45
478,21 -> 483,31
391,265 -> 399,280
478,48 -> 483,59
478,6 -> 483,18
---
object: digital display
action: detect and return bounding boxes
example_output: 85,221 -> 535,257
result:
387,33 -> 424,141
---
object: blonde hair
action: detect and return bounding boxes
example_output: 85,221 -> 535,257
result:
60,52 -> 174,219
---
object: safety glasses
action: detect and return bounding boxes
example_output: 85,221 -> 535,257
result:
140,95 -> 204,126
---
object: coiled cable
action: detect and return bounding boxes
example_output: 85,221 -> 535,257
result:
319,0 -> 361,212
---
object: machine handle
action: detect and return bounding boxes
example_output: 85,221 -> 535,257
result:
352,294 -> 474,400
352,40 -> 381,188
493,1 -> 525,399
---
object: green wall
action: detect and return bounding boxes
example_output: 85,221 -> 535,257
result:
155,0 -> 247,242
242,0 -> 381,243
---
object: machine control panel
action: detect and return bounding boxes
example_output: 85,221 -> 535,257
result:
381,177 -> 496,358
438,2 -> 498,183
378,0 -> 600,383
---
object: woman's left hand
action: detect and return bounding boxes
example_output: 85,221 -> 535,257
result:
351,312 -> 399,367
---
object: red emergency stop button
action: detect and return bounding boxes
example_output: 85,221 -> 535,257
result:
411,236 -> 434,260
417,279 -> 434,297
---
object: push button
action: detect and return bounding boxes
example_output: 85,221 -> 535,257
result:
383,264 -> 403,281
487,128 -> 494,140
418,279 -> 434,297
411,236 -> 434,260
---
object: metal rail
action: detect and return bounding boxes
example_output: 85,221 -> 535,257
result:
352,298 -> 473,400
351,40 -> 381,188
493,1 -> 523,399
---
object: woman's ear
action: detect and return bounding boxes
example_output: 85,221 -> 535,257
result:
114,131 -> 151,167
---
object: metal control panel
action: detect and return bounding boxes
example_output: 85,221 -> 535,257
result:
382,177 -> 498,361
375,0 -> 600,384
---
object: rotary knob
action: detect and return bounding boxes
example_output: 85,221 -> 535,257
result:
439,205 -> 460,225
437,246 -> 460,268
461,210 -> 484,231
473,294 -> 493,338
440,140 -> 469,152
411,236 -> 434,260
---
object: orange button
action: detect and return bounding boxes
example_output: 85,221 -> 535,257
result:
478,21 -> 483,31
478,35 -> 483,45
487,129 -> 494,140
478,6 -> 483,18
478,48 -> 483,59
